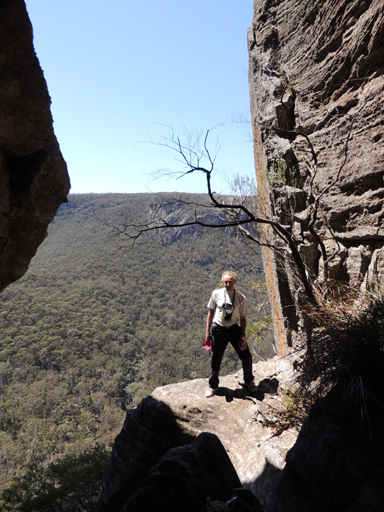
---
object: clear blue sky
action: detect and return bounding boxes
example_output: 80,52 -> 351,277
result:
25,1 -> 255,194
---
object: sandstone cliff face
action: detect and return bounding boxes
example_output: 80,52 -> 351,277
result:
0,0 -> 70,291
148,200 -> 229,242
248,0 -> 384,353
147,199 -> 259,244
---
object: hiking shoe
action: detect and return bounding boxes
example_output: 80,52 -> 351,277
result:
247,380 -> 258,393
205,387 -> 218,398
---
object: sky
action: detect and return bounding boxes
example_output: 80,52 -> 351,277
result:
25,1 -> 255,195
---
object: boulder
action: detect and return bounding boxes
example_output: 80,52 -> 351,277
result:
95,396 -> 194,512
122,432 -> 241,512
0,0 -> 70,291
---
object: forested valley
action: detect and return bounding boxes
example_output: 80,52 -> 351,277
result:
0,192 -> 272,500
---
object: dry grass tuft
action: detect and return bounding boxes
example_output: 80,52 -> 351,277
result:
298,283 -> 384,404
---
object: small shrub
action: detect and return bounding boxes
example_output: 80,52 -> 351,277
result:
268,158 -> 286,188
259,387 -> 316,433
268,158 -> 298,188
280,388 -> 316,428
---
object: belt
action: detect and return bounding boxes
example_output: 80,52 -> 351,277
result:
212,322 -> 238,330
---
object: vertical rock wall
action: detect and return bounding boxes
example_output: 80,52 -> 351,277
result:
248,0 -> 384,353
0,0 -> 70,291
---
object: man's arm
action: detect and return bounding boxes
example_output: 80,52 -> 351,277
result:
239,315 -> 247,350
206,309 -> 215,337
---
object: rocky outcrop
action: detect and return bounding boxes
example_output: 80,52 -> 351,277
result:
95,398 -> 242,512
0,0 -> 70,291
147,200 -> 230,242
95,355 -> 384,511
96,356 -> 384,512
147,199 -> 259,243
248,0 -> 384,353
95,358 -> 300,512
151,357 -> 298,506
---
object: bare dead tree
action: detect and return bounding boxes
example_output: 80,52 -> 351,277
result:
105,127 -> 317,302
104,69 -> 381,309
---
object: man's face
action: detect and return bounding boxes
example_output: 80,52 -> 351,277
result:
223,275 -> 236,292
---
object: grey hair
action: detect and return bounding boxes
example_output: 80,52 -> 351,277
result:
221,270 -> 238,282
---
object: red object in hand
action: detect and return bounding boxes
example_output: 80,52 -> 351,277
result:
203,337 -> 212,350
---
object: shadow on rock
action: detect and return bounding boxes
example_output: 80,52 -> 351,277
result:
248,460 -> 283,512
273,384 -> 384,512
216,386 -> 245,402
258,378 -> 279,394
213,377 -> 280,403
95,396 -> 241,512
123,432 -> 241,512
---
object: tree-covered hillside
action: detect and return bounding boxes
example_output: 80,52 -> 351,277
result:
0,193 -> 272,491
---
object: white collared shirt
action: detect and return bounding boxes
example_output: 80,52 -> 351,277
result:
207,288 -> 249,327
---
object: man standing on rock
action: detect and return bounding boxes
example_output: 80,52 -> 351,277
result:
205,270 -> 258,398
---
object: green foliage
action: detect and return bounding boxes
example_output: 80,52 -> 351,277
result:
258,387 -> 316,435
0,193 -> 273,491
268,158 -> 287,188
267,158 -> 297,188
1,446 -> 111,511
246,280 -> 273,358
279,388 -> 316,428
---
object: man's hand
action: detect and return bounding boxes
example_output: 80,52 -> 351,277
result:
239,335 -> 247,351
239,317 -> 247,351
203,335 -> 212,350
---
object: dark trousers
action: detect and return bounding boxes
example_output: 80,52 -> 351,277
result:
208,323 -> 253,388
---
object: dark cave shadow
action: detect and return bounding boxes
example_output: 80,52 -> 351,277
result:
95,396 -> 195,512
216,378 -> 279,403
